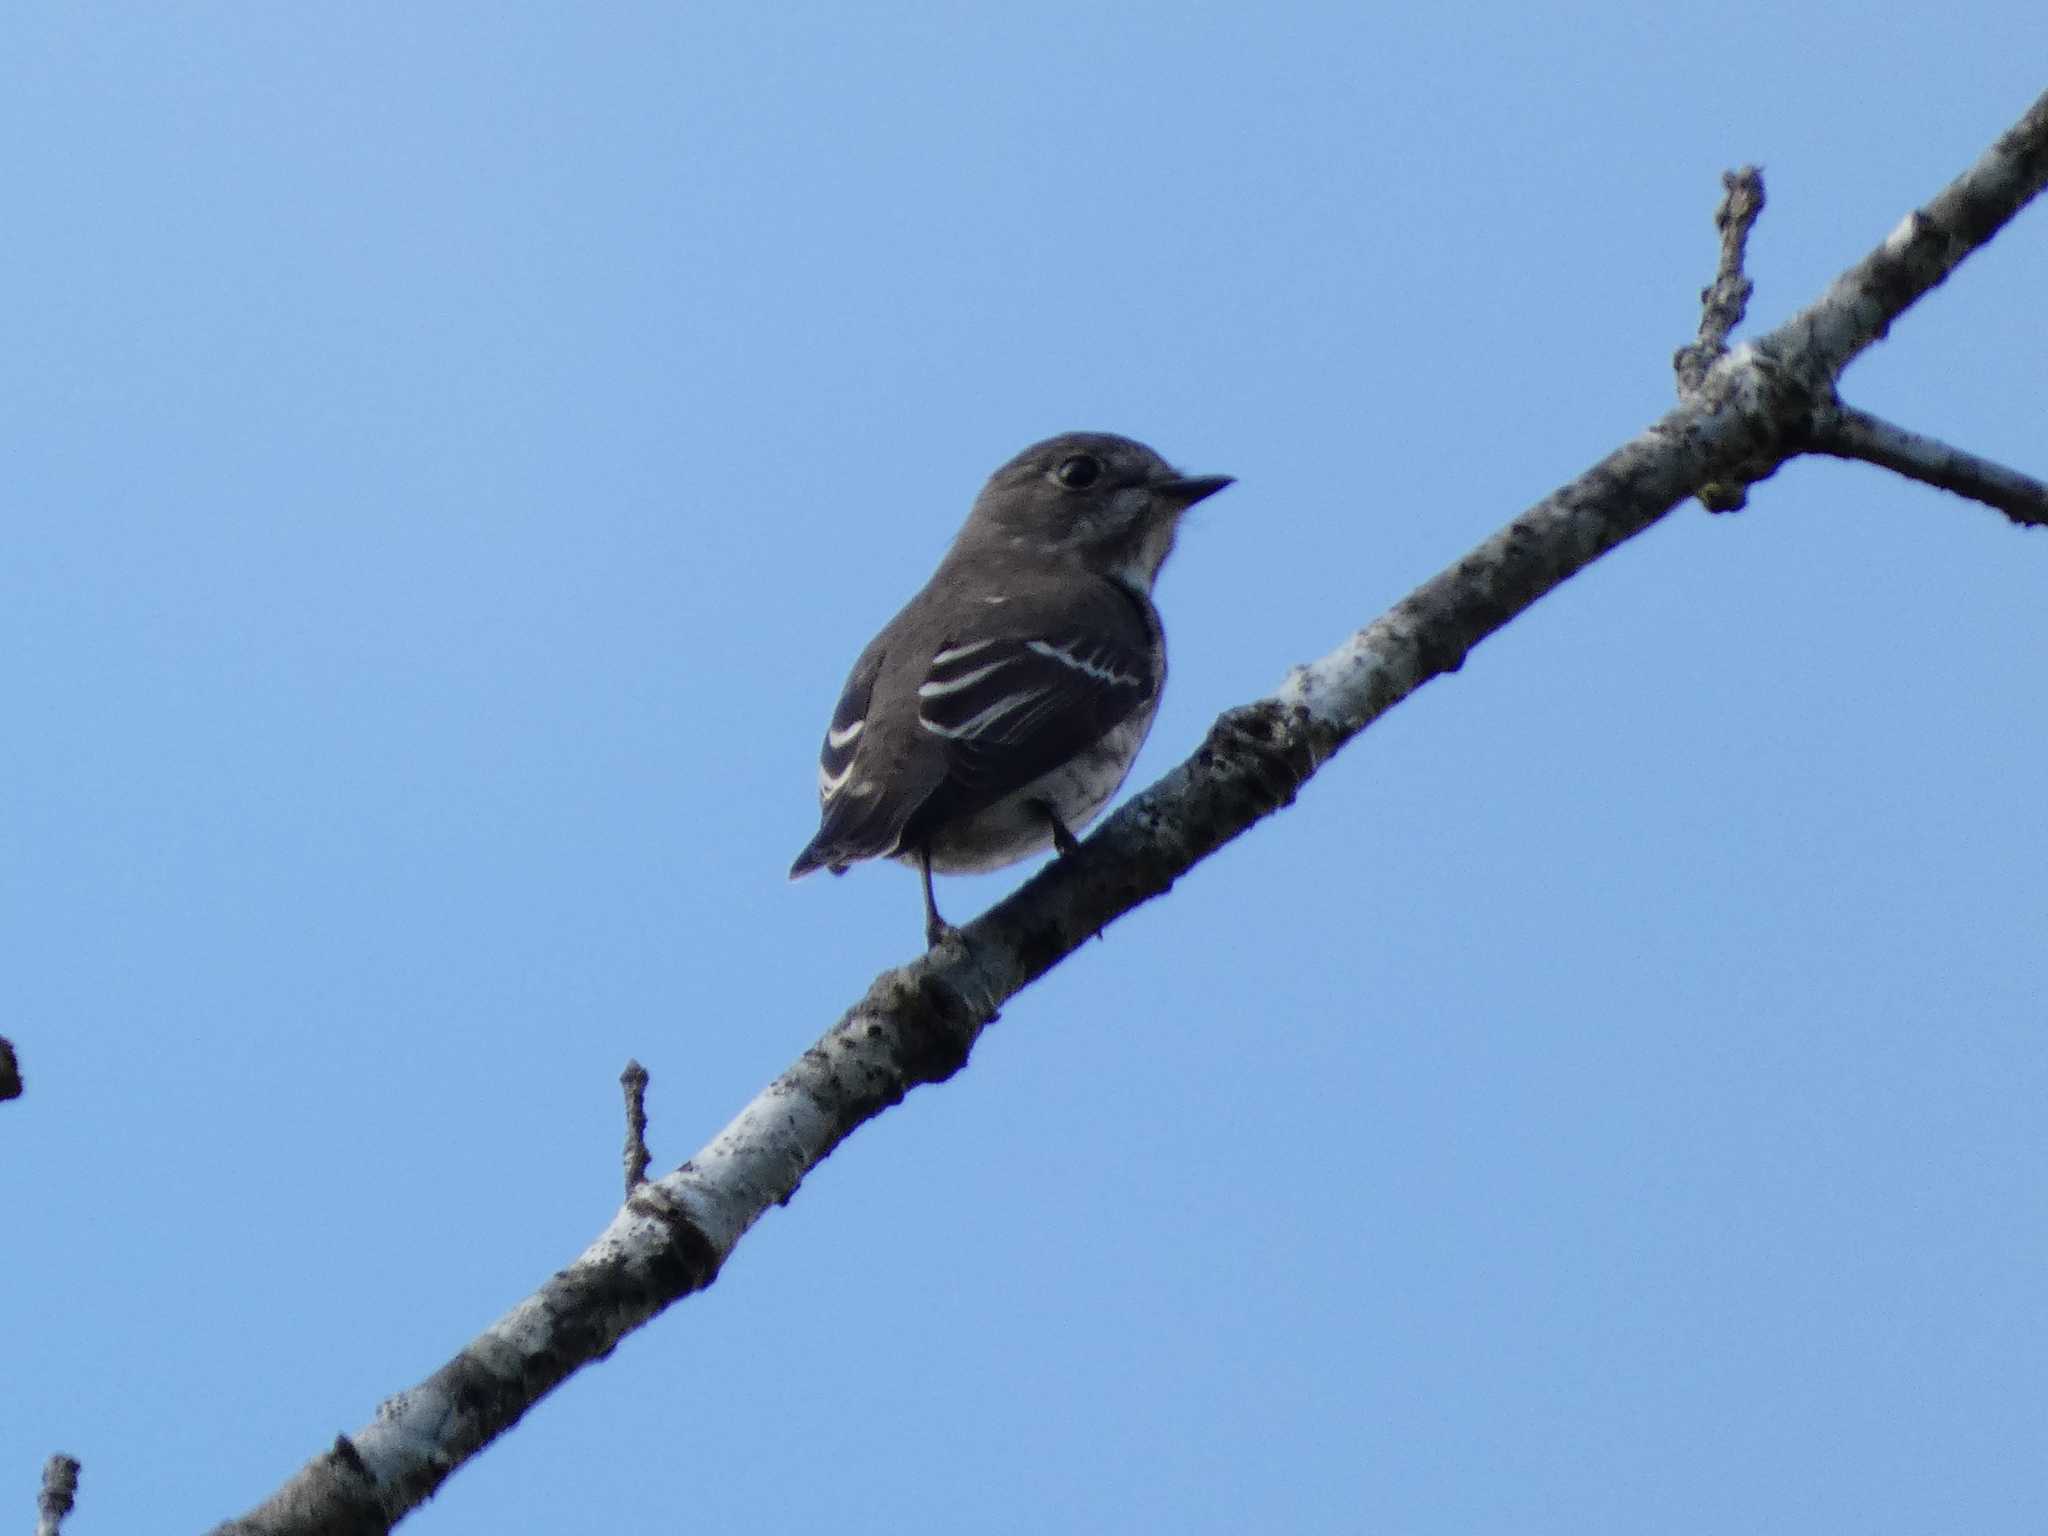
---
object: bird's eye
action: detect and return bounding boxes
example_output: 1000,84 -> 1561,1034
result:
1054,454 -> 1103,490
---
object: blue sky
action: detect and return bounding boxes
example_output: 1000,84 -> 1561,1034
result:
5,6 -> 2046,1533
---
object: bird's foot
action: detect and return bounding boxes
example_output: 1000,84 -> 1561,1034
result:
1033,800 -> 1082,858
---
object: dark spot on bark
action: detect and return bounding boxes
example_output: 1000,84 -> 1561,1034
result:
330,1434 -> 368,1478
895,972 -> 977,1084
626,1184 -> 725,1291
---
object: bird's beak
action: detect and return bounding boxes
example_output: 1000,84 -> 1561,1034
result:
1153,473 -> 1235,509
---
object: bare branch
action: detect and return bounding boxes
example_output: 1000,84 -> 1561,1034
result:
36,1455 -> 81,1536
620,1059 -> 651,1196
207,87 -> 2048,1536
213,377 -> 1770,1536
1779,90 -> 2048,387
1810,403 -> 2048,527
1677,167 -> 1770,511
1675,165 -> 1767,398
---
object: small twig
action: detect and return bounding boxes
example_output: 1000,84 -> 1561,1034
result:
1677,166 -> 1767,391
1811,403 -> 2048,527
36,1455 -> 80,1536
1675,166 -> 1769,511
620,1060 -> 651,1196
0,1036 -> 21,1102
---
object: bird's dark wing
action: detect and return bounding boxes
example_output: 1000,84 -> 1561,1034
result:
909,580 -> 1159,821
789,578 -> 1159,877
915,635 -> 1149,798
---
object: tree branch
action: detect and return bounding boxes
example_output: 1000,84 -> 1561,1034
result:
1675,164 -> 1766,399
620,1059 -> 651,1196
1676,166 -> 1768,512
1783,91 -> 2048,387
206,87 -> 2048,1536
1810,403 -> 2048,527
36,1455 -> 80,1536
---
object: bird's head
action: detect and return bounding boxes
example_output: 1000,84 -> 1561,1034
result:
959,431 -> 1234,591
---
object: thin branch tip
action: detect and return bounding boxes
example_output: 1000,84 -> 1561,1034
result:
621,1059 -> 652,1195
36,1455 -> 81,1536
1813,404 -> 2048,527
1673,165 -> 1773,509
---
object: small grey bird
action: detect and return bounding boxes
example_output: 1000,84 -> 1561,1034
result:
790,431 -> 1232,946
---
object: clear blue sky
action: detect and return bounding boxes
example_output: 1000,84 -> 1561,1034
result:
5,6 -> 2045,1533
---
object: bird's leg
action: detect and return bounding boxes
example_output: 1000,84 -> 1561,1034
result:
919,847 -> 956,949
1034,800 -> 1082,858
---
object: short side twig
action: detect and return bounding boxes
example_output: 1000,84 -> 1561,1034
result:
620,1060 -> 651,1196
1810,403 -> 2048,527
1676,165 -> 1767,396
1676,166 -> 1769,511
37,1455 -> 81,1536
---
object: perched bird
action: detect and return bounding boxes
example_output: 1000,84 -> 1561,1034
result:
790,431 -> 1232,947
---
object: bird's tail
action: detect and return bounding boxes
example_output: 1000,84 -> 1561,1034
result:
788,837 -> 850,880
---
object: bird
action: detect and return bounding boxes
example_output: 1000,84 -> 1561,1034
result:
790,431 -> 1233,947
